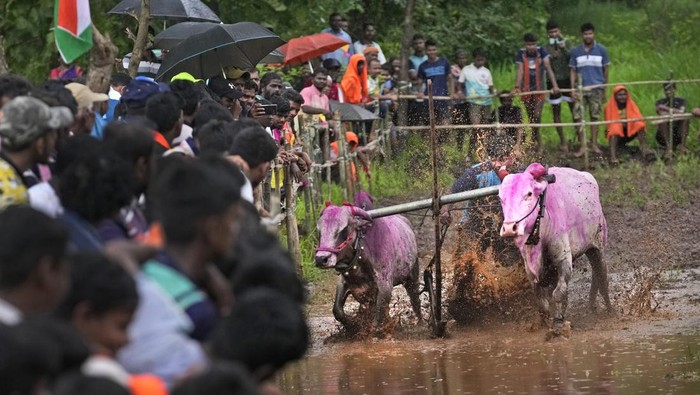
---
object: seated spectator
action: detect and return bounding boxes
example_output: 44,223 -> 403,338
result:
604,85 -> 653,165
341,54 -> 368,105
655,82 -> 689,160
0,206 -> 69,325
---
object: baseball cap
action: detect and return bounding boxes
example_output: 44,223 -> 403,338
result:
65,83 -> 109,110
0,96 -> 73,149
208,77 -> 243,100
170,72 -> 203,83
223,66 -> 251,80
122,79 -> 161,110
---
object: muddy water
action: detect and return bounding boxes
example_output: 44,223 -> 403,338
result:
279,330 -> 700,394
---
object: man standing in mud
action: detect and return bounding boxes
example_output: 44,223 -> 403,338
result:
570,22 -> 610,158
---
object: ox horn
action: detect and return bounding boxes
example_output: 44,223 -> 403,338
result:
352,207 -> 373,222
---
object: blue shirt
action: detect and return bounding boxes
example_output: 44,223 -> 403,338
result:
569,43 -> 610,87
418,57 -> 451,96
320,28 -> 353,67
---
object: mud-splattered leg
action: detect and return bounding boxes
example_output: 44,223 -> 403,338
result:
587,247 -> 613,313
333,280 -> 351,327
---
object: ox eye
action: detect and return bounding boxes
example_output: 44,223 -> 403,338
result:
337,226 -> 349,242
527,191 -> 533,197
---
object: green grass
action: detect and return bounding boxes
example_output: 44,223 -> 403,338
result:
489,0 -> 700,152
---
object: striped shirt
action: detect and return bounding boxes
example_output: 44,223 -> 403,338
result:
569,42 -> 610,87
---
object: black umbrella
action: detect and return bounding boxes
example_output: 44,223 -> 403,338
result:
260,48 -> 285,65
155,22 -> 285,81
109,0 -> 221,23
330,100 -> 380,122
154,21 -> 219,50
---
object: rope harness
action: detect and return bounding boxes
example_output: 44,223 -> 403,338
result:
513,174 -> 556,246
315,205 -> 369,276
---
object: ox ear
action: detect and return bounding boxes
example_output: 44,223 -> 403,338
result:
525,163 -> 547,179
350,207 -> 373,228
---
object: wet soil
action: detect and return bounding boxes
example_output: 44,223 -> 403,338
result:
303,156 -> 700,345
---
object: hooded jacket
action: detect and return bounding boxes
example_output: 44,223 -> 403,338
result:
604,85 -> 646,139
340,54 -> 368,104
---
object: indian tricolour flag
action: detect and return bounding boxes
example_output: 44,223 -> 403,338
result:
54,0 -> 93,63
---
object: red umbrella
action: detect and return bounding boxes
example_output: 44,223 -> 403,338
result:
280,33 -> 350,66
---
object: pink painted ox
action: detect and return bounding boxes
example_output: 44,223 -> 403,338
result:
499,163 -> 612,335
314,196 -> 421,335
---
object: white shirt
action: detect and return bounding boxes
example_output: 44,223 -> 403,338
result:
458,64 -> 493,106
0,297 -> 22,325
352,41 -> 387,64
29,182 -> 64,218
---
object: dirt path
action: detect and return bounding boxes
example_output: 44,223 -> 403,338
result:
305,167 -> 700,347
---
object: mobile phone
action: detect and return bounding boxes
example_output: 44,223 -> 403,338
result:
261,104 -> 277,115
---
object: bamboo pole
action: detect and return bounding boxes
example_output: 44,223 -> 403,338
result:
284,163 -> 303,275
427,80 -> 446,338
578,81 -> 589,169
396,113 -> 694,131
365,185 -> 500,219
336,112 -> 348,201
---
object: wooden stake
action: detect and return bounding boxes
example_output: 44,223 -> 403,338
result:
127,0 -> 150,78
428,80 -> 446,337
284,163 -> 303,275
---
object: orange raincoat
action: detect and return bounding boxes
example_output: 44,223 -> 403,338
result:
604,85 -> 646,139
340,54 -> 368,104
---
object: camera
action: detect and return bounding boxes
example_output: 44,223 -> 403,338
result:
261,104 -> 277,115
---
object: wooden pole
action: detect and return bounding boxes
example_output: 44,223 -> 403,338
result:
127,0 -> 151,77
578,81 -> 589,169
428,80 -> 446,337
87,25 -> 117,96
336,112 -> 348,201
284,163 -> 303,275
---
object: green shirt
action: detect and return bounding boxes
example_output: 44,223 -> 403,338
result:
544,39 -> 573,82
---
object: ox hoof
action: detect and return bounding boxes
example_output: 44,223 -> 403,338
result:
545,320 -> 571,341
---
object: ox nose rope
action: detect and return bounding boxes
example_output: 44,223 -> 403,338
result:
316,228 -> 365,276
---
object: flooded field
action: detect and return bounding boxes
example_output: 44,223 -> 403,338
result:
280,328 -> 700,394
